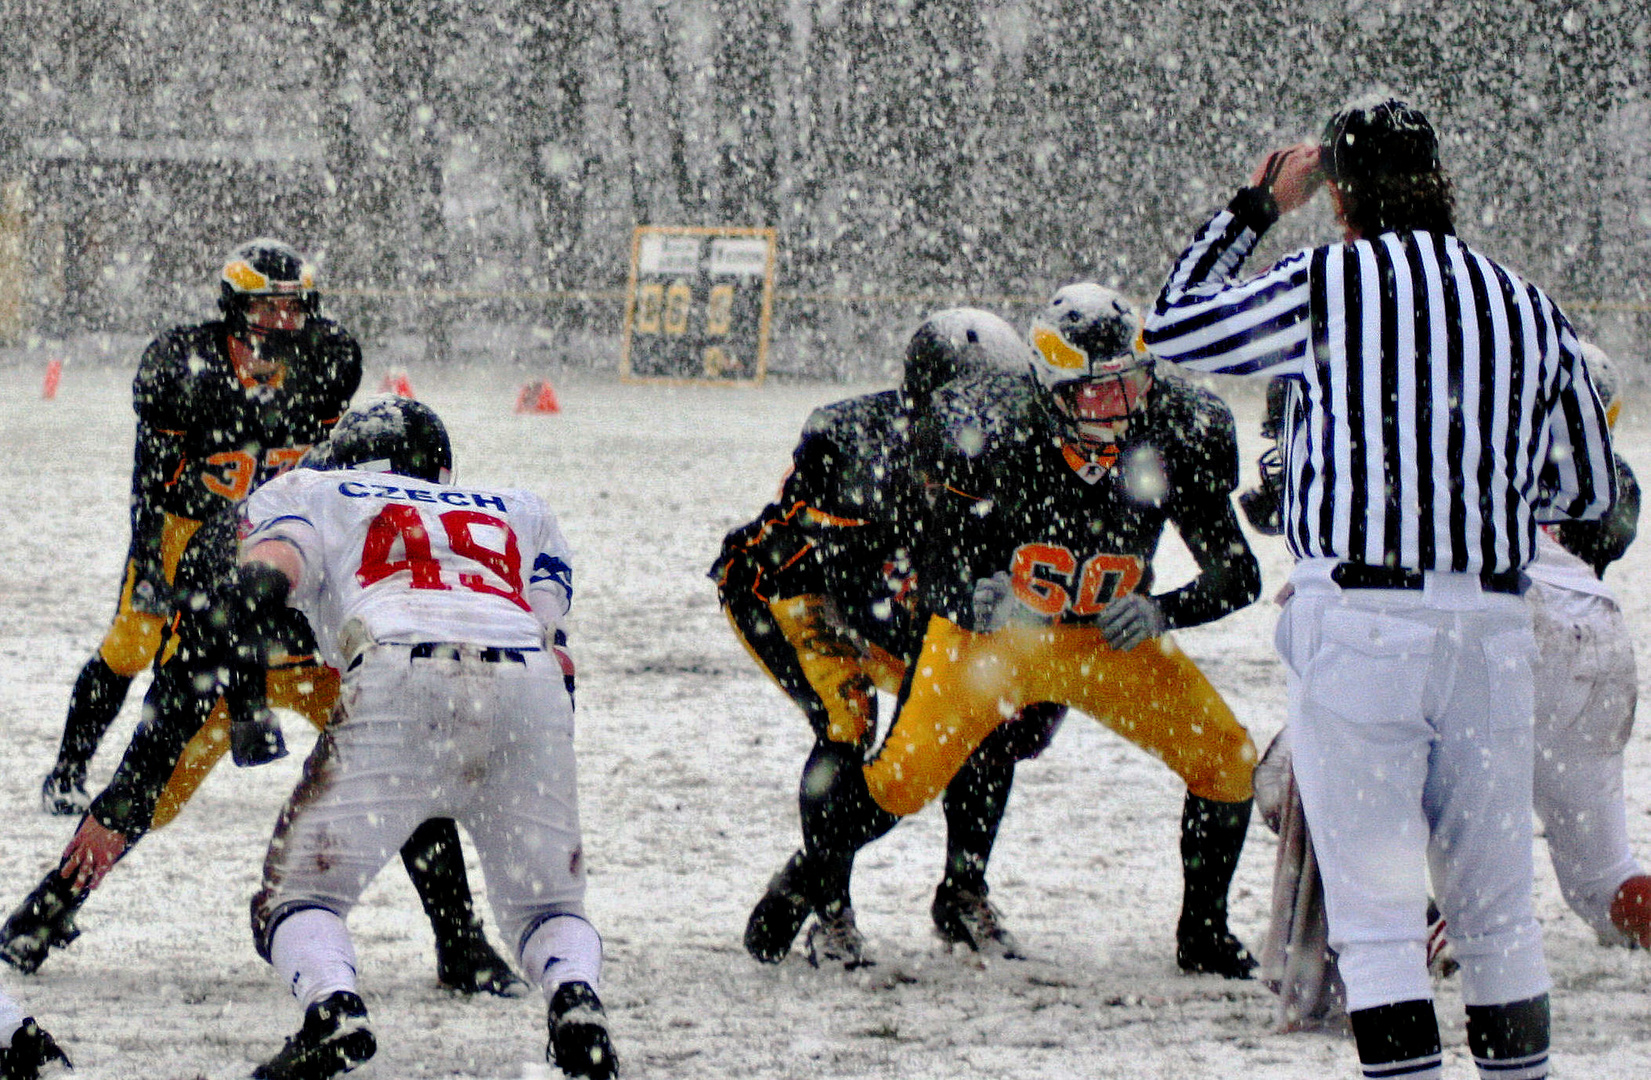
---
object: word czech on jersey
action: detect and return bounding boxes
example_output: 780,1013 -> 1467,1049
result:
336,479 -> 509,512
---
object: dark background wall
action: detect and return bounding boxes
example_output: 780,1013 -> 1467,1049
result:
1,0 -> 1646,376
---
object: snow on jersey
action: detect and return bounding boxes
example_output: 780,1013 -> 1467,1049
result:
241,468 -> 573,668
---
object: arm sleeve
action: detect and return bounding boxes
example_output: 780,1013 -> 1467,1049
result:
1157,400 -> 1261,628
88,593 -> 231,838
1540,318 -> 1618,523
129,339 -> 190,583
526,513 -> 574,632
240,477 -> 324,606
1143,190 -> 1314,379
1158,493 -> 1262,629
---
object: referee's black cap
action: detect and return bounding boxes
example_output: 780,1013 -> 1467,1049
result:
1320,97 -> 1439,184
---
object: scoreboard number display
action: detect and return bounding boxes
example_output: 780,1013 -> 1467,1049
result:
620,226 -> 777,385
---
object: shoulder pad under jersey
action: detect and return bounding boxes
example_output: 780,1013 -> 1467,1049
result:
133,324 -> 223,429
794,389 -> 910,516
1137,373 -> 1242,494
924,371 -> 1041,461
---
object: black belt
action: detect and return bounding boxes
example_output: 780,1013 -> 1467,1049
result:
410,643 -> 536,663
1330,563 -> 1523,596
348,643 -> 538,671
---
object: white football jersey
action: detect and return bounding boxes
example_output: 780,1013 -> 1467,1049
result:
1526,525 -> 1614,605
241,468 -> 573,668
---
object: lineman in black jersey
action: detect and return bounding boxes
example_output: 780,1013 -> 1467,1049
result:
41,239 -> 361,816
720,309 -> 1067,966
786,284 -> 1263,976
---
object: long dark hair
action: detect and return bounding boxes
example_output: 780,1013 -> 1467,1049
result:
1321,97 -> 1456,237
1335,170 -> 1457,237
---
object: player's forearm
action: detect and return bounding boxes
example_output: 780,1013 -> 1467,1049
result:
129,423 -> 181,574
241,540 -> 303,591
1158,509 -> 1262,629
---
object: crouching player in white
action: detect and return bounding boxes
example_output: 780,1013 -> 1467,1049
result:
232,397 -> 615,1080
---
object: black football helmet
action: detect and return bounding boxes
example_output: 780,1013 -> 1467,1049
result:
219,238 -> 320,339
902,307 -> 1034,412
303,396 -> 453,484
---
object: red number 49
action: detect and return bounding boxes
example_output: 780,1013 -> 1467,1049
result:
356,504 -> 529,611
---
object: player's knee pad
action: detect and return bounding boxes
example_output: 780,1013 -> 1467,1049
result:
98,612 -> 166,677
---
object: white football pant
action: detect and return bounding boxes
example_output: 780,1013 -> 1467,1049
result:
1277,560 -> 1550,1013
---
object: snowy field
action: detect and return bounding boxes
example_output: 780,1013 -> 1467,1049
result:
2,359 -> 1650,1080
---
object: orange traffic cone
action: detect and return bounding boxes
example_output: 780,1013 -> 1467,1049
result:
42,359 -> 62,400
380,370 -> 415,398
515,380 -> 561,414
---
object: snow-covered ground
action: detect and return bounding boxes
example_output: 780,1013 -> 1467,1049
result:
1,360 -> 1649,1080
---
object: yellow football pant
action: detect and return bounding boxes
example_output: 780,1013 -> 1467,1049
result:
865,616 -> 1255,818
97,514 -> 202,676
724,594 -> 906,747
149,663 -> 340,829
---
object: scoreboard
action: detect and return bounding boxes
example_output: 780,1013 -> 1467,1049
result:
620,225 -> 777,385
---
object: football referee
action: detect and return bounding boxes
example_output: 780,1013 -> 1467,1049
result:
1144,97 -> 1616,1080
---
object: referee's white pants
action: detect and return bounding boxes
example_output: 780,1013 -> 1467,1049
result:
1529,585 -> 1642,941
1277,561 -> 1550,1013
257,645 -> 587,961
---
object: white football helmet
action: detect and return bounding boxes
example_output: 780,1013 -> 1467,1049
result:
902,307 -> 1036,411
1028,283 -> 1151,443
1578,340 -> 1621,430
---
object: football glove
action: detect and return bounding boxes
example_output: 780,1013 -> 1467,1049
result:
1097,592 -> 1166,651
229,700 -> 288,768
130,575 -> 173,616
971,571 -> 1016,633
223,562 -> 293,767
1238,446 -> 1286,536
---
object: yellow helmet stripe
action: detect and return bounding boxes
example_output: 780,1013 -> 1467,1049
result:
224,260 -> 270,293
1032,327 -> 1088,371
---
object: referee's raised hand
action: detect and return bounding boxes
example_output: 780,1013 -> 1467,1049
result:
1248,143 -> 1323,214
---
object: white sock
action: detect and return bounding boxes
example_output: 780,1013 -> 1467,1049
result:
269,908 -> 359,1010
521,915 -> 602,1000
0,989 -> 24,1047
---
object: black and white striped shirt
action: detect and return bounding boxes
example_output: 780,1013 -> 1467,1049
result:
1143,192 -> 1616,576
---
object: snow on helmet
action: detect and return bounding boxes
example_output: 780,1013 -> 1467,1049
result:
902,307 -> 1035,411
305,396 -> 453,484
1579,340 -> 1621,430
219,238 -> 320,338
1028,283 -> 1151,443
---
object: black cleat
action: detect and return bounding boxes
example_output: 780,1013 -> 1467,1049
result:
1,1017 -> 72,1079
743,851 -> 813,964
1176,927 -> 1258,980
548,981 -> 617,1079
39,769 -> 89,818
804,907 -> 869,970
932,884 -> 1025,960
252,991 -> 375,1080
436,924 -> 527,997
0,876 -> 83,976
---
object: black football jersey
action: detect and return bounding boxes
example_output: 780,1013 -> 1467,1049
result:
128,318 -> 361,582
713,389 -> 923,656
916,371 -> 1259,631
